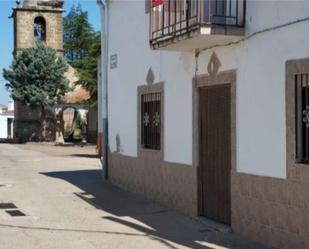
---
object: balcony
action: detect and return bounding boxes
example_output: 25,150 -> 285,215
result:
150,0 -> 246,51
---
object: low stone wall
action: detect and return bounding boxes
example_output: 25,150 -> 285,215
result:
87,130 -> 97,144
14,103 -> 56,143
232,172 -> 309,249
14,120 -> 41,142
108,152 -> 198,216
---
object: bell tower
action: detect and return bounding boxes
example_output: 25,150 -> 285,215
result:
12,0 -> 64,56
11,0 -> 65,142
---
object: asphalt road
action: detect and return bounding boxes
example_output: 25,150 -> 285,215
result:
0,143 -> 271,249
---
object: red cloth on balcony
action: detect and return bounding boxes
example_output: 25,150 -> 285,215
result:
152,0 -> 163,8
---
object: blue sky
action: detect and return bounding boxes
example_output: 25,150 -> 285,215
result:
0,0 -> 100,106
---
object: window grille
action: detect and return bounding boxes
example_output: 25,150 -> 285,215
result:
141,92 -> 161,150
295,73 -> 309,163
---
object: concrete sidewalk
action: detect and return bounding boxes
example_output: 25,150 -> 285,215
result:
0,143 -> 272,249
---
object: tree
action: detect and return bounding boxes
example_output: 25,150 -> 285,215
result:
63,4 -> 94,63
72,32 -> 101,107
63,4 -> 101,107
3,44 -> 69,139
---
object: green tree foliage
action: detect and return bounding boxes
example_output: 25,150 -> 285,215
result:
72,32 -> 101,107
2,45 -> 69,139
63,4 -> 94,63
3,44 -> 69,106
63,4 -> 101,107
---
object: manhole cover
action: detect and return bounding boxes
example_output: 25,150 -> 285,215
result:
0,203 -> 17,209
6,210 -> 26,217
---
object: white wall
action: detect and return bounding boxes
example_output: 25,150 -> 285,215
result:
107,0 -> 194,163
8,101 -> 14,111
0,115 -> 13,139
106,0 -> 309,179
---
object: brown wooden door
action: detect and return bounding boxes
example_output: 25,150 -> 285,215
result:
198,84 -> 231,225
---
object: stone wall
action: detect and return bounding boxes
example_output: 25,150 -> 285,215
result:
108,151 -> 198,216
14,103 -> 56,142
14,9 -> 63,55
232,172 -> 309,249
87,106 -> 97,144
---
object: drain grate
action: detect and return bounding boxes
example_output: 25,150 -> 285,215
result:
199,227 -> 215,233
0,203 -> 17,209
6,210 -> 26,217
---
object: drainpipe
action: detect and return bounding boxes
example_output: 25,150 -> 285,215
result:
96,57 -> 102,158
97,0 -> 109,180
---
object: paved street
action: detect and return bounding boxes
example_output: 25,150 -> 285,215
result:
0,143 -> 270,249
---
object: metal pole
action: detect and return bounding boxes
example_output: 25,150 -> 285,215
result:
97,0 -> 109,180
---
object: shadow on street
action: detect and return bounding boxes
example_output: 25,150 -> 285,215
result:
41,169 -> 270,249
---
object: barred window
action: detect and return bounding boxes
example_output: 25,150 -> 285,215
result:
141,92 -> 161,150
295,73 -> 309,163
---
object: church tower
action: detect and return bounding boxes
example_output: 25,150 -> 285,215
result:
12,0 -> 65,142
13,0 -> 64,56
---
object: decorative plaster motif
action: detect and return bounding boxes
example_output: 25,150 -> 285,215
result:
143,112 -> 150,126
207,52 -> 222,78
146,67 -> 155,85
303,105 -> 309,127
153,112 -> 160,126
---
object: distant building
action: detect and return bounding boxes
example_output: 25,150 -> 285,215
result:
0,101 -> 14,140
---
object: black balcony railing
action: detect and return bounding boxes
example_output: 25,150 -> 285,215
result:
150,0 -> 246,45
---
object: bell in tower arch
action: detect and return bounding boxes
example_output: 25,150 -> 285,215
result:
34,16 -> 46,42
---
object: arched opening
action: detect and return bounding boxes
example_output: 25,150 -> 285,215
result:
62,107 -> 77,141
34,16 -> 46,42
61,107 -> 87,142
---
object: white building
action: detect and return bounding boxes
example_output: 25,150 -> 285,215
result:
0,101 -> 14,140
97,1 -> 309,248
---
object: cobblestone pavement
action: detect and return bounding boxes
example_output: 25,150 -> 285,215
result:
0,143 -> 272,249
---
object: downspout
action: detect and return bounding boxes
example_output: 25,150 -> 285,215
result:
97,57 -> 102,158
97,0 -> 109,180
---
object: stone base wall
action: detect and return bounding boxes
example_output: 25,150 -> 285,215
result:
14,120 -> 42,142
232,172 -> 309,249
87,107 -> 97,144
108,152 -> 198,216
109,153 -> 309,248
108,153 -> 309,249
87,130 -> 97,144
14,103 -> 56,143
